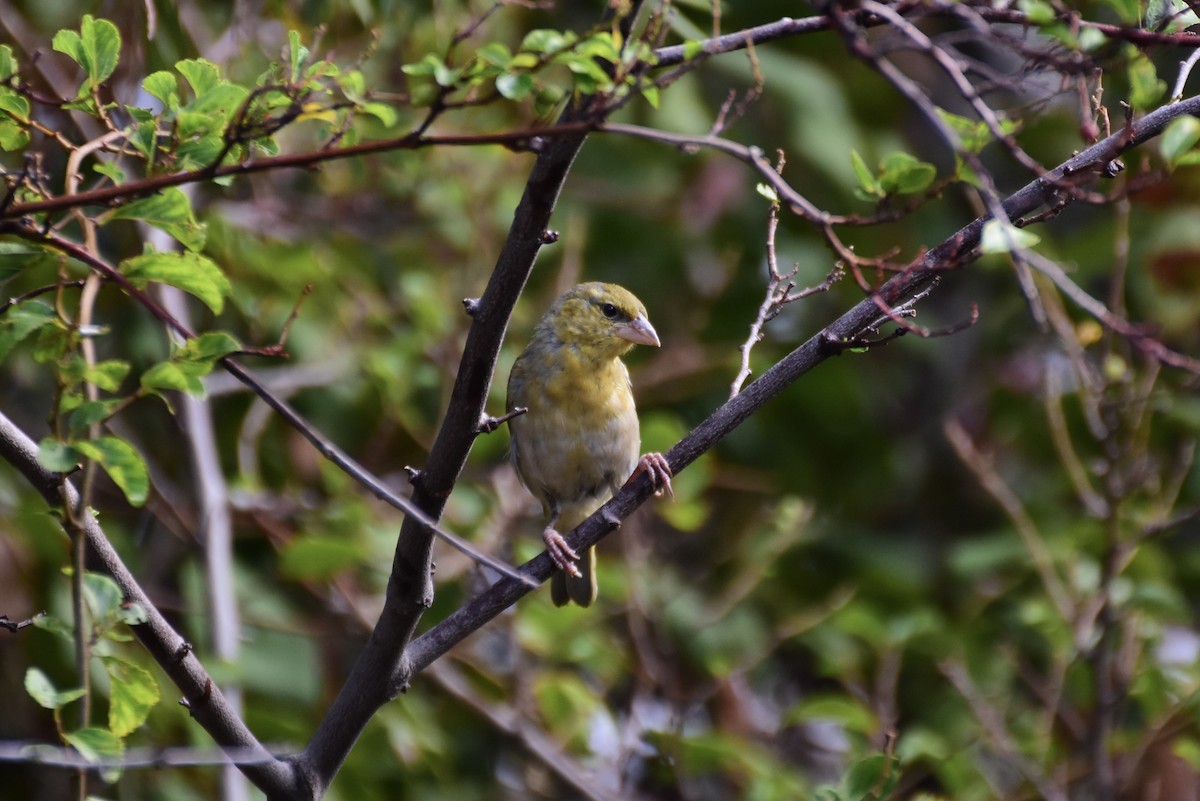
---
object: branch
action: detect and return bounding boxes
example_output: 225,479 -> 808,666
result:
403,90 -> 1200,675
1,224 -> 532,586
0,123 -> 596,221
0,409 -> 298,797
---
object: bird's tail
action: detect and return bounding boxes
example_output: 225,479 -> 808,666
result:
550,505 -> 599,607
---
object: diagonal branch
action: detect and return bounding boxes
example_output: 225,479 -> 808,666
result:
404,90 -> 1200,674
0,409 -> 297,796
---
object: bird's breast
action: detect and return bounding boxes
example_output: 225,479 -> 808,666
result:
508,351 -> 640,507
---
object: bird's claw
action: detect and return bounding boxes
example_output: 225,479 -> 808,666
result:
543,527 -> 581,577
636,452 -> 674,499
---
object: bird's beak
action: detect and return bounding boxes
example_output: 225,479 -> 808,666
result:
616,313 -> 661,347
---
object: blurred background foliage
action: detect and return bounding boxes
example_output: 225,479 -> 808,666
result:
2,1 -> 1200,799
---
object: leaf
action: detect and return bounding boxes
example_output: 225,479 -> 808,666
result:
83,571 -> 125,621
496,73 -> 536,100
288,29 -> 309,81
360,101 -> 397,127
1018,0 -> 1056,24
51,16 -> 121,96
0,300 -> 56,362
102,657 -> 160,738
68,399 -> 123,436
0,45 -> 16,81
140,361 -> 204,395
83,359 -> 130,392
980,218 -> 1041,254
879,152 -> 936,195
1161,116 -> 1200,165
64,727 -> 124,764
142,70 -> 178,107
175,58 -> 220,97
185,331 -> 242,361
476,42 -> 512,67
120,250 -> 231,314
0,118 -> 29,150
74,436 -> 150,506
520,29 -> 569,54
109,188 -> 207,251
1128,54 -> 1166,110
141,331 -> 241,397
850,149 -> 882,197
0,88 -> 31,122
787,695 -> 878,735
37,437 -> 81,473
844,754 -> 899,800
25,668 -> 86,710
683,40 -> 705,59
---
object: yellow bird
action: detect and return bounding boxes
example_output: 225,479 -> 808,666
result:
507,282 -> 672,607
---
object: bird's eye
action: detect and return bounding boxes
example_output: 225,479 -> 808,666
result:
600,303 -> 619,319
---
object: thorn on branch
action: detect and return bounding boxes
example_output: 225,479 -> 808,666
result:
477,407 -> 527,434
462,297 -> 481,317
540,229 -> 559,244
403,465 -> 423,485
173,641 -> 193,664
0,612 -> 43,632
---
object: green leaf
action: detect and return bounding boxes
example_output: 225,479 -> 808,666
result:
175,58 -> 220,97
520,29 -> 569,54
185,331 -> 242,361
1018,0 -> 1056,24
141,331 -> 241,397
879,152 -> 936,194
120,251 -> 230,314
37,437 -> 81,473
1161,115 -> 1200,165
288,29 -> 309,81
787,695 -> 878,735
1128,54 -> 1166,110
844,754 -> 899,800
51,16 -> 121,96
108,188 -> 207,251
64,727 -> 124,764
496,73 -> 536,100
68,399 -> 123,436
74,436 -> 150,506
0,45 -> 16,81
0,301 -> 56,362
140,361 -> 204,396
755,183 -> 780,203
850,149 -> 882,197
142,71 -> 178,107
0,118 -> 29,150
92,161 -> 125,183
83,571 -> 124,621
980,218 -> 1041,254
102,657 -> 160,738
360,101 -> 398,128
25,668 -> 86,710
0,88 -> 31,122
83,359 -> 130,392
476,42 -> 512,67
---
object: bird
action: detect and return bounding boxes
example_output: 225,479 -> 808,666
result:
507,282 -> 673,607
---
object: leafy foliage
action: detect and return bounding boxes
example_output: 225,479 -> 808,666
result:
1,3 -> 1200,801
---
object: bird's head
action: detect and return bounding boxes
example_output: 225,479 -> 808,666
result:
543,282 -> 660,358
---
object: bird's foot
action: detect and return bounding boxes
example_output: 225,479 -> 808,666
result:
543,527 -> 581,577
634,452 -> 674,498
